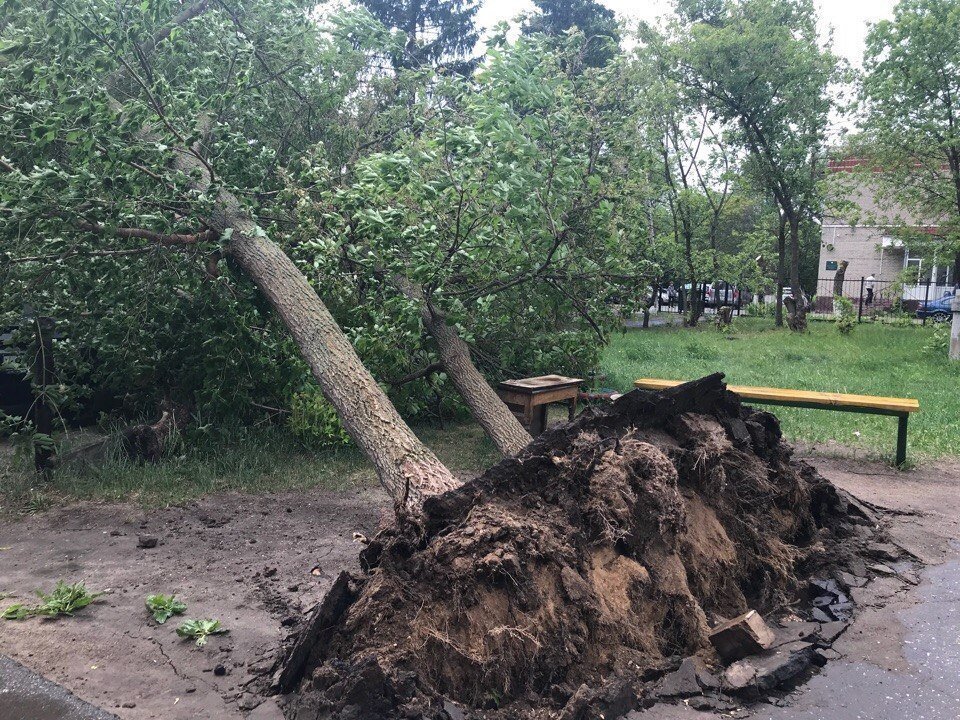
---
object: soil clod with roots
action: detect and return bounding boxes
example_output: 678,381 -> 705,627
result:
278,374 -> 883,719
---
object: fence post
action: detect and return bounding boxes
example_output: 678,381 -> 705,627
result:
922,279 -> 931,326
857,276 -> 865,322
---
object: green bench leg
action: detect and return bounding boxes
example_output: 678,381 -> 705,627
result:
895,413 -> 908,468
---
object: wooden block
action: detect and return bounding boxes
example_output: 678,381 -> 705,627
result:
709,610 -> 776,663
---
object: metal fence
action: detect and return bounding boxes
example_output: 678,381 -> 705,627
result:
810,276 -> 952,324
650,277 -> 953,324
654,284 -> 743,317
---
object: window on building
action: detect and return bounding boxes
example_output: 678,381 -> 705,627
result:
904,251 -> 932,281
935,263 -> 954,286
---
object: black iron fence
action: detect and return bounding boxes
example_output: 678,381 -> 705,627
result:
811,276 -> 952,324
655,283 -> 743,316
651,277 -> 953,324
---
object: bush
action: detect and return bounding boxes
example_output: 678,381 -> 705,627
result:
745,301 -> 773,318
288,386 -> 353,448
924,325 -> 949,355
835,296 -> 856,335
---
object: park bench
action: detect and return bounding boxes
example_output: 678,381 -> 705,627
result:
633,378 -> 920,467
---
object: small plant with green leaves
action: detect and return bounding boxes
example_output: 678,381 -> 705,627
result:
2,581 -> 103,620
2,603 -> 31,620
176,618 -> 227,647
834,296 -> 856,335
33,581 -> 104,617
145,594 -> 187,624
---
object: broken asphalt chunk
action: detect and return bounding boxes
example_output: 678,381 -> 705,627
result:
721,641 -> 816,697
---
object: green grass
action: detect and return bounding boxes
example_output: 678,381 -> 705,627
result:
601,317 -> 960,462
0,420 -> 500,510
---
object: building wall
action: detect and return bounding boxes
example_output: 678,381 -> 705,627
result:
818,225 -> 903,283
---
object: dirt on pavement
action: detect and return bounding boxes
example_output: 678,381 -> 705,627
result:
0,484 -> 390,719
0,449 -> 957,719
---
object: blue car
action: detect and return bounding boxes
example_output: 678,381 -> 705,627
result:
916,292 -> 956,323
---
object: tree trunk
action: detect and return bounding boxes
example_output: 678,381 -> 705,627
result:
397,279 -> 532,457
832,259 -> 848,318
832,259 -> 848,297
213,214 -> 461,509
775,213 -> 786,327
786,215 -> 807,332
103,5 -> 460,509
31,317 -> 55,476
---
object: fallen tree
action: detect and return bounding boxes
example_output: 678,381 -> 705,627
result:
275,374 -> 877,719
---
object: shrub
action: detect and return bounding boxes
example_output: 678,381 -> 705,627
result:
288,386 -> 352,448
924,325 -> 949,355
835,296 -> 856,335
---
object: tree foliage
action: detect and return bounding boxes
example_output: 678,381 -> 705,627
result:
356,0 -> 480,71
676,0 -> 841,329
523,0 -> 619,67
860,0 -> 960,279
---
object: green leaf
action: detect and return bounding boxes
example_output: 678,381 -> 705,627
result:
145,594 -> 187,624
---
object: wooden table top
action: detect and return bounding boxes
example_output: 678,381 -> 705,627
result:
498,375 -> 584,394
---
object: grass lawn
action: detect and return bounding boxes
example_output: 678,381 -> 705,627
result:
601,317 -> 960,463
0,421 -> 500,512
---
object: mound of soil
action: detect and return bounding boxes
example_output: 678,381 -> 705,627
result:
280,374 -> 875,720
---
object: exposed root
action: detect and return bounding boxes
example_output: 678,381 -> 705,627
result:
280,374 -> 879,720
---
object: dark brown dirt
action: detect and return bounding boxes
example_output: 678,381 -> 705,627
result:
280,376 -> 879,720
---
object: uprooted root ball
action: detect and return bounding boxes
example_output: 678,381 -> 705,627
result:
282,374 -> 871,720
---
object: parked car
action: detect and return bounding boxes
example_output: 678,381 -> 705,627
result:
916,292 -> 956,323
676,282 -> 742,309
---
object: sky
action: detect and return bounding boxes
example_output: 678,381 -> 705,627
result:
474,0 -> 899,67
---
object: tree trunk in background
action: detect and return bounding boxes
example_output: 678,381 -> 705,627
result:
786,215 -> 807,331
775,213 -> 786,328
397,279 -> 532,457
832,259 -> 848,297
832,259 -> 848,318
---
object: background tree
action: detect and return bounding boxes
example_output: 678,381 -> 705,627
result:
860,0 -> 960,288
357,0 -> 480,72
679,0 -> 840,330
523,0 -> 619,67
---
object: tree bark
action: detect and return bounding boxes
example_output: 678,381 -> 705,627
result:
31,317 -> 55,476
832,259 -> 848,297
775,212 -> 786,327
786,215 -> 807,332
396,279 -> 532,457
208,211 -> 461,509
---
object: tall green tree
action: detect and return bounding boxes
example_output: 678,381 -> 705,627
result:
679,0 -> 840,330
357,0 -> 479,71
861,0 -> 960,287
523,0 -> 619,67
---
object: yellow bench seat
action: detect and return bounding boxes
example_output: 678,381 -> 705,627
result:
633,378 -> 919,466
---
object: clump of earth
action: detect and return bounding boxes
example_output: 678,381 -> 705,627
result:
276,374 -> 885,719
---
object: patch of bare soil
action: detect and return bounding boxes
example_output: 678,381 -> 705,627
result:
0,485 -> 389,718
278,375 -> 885,720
